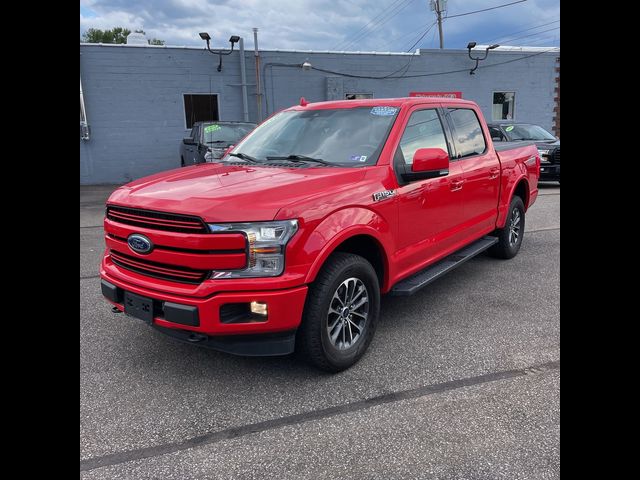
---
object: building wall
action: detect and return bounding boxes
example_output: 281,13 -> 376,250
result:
80,44 -> 557,185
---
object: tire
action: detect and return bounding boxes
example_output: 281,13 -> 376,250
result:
296,252 -> 380,372
489,195 -> 525,259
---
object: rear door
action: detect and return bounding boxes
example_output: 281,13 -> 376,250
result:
445,107 -> 501,236
393,106 -> 467,275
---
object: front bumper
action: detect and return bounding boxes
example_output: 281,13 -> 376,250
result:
539,163 -> 560,181
100,270 -> 308,356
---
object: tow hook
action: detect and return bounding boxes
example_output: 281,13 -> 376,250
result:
111,306 -> 121,313
187,332 -> 208,343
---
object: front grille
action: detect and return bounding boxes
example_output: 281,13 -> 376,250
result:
552,147 -> 560,164
106,205 -> 208,234
110,250 -> 209,284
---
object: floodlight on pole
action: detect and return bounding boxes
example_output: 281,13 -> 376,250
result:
467,42 -> 500,75
199,32 -> 240,72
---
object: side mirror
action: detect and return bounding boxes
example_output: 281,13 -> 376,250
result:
402,148 -> 449,182
183,137 -> 196,145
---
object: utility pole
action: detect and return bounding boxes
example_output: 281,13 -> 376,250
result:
431,0 -> 445,49
253,28 -> 263,122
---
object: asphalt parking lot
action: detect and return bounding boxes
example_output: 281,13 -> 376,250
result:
80,183 -> 560,479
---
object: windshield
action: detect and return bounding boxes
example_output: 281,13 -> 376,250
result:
503,124 -> 556,141
227,106 -> 400,166
202,123 -> 255,144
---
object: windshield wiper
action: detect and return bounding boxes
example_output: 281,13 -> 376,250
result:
266,154 -> 335,166
206,140 -> 233,144
227,152 -> 261,163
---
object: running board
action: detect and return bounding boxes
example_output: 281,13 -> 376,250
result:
390,236 -> 498,296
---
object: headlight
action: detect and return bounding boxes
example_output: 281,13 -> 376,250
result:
537,148 -> 550,156
208,220 -> 299,278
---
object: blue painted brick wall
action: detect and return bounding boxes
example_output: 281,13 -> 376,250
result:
80,44 -> 557,185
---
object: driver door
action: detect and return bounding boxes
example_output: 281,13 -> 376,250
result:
394,106 -> 467,276
184,125 -> 199,165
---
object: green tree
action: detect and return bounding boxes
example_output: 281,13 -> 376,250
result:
81,27 -> 131,44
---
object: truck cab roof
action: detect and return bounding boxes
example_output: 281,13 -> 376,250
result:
286,97 -> 476,111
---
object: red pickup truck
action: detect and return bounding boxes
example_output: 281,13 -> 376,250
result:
101,97 -> 539,371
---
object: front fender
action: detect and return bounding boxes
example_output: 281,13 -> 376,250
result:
303,207 -> 393,289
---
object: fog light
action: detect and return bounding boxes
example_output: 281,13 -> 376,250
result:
250,301 -> 268,316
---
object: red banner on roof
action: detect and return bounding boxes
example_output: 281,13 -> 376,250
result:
409,91 -> 462,98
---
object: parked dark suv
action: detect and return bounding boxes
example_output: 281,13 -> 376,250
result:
488,122 -> 560,183
180,121 -> 256,166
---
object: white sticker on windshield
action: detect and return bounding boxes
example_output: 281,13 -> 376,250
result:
370,106 -> 398,116
349,155 -> 368,162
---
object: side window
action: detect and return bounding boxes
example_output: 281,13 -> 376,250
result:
447,109 -> 487,158
489,126 -> 505,141
190,126 -> 198,140
396,109 -> 448,165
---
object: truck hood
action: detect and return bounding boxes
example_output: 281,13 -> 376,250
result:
108,163 -> 367,222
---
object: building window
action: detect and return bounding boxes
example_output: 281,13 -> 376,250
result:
492,92 -> 515,120
183,94 -> 219,129
345,93 -> 373,100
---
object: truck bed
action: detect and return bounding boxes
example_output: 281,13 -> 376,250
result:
494,140 -> 535,152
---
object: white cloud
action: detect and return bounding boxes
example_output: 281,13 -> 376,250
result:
80,0 -> 560,51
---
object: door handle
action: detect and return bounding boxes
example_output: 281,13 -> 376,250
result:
489,168 -> 500,179
451,180 -> 464,192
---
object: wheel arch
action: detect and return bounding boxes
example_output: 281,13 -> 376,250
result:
497,176 -> 530,228
512,178 -> 530,209
304,217 -> 391,292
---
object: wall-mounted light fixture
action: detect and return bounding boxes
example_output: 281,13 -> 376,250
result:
467,42 -> 499,75
199,32 -> 240,72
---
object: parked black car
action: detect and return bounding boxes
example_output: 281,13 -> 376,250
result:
488,122 -> 560,183
180,121 -> 256,166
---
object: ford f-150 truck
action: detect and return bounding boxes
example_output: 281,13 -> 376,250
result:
100,97 -> 540,372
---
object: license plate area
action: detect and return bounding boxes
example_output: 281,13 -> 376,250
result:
124,291 -> 154,324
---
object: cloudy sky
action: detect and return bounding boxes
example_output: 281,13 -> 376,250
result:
80,0 -> 560,52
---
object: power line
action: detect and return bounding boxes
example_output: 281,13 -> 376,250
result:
376,20 -> 435,51
332,0 -> 406,50
332,0 -> 412,50
430,21 -> 439,48
513,35 -> 559,47
340,0 -> 418,51
405,21 -> 438,52
445,0 -> 527,19
483,19 -> 559,43
307,47 -> 558,80
493,26 -> 559,45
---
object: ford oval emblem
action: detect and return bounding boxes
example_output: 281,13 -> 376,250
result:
128,234 -> 153,254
